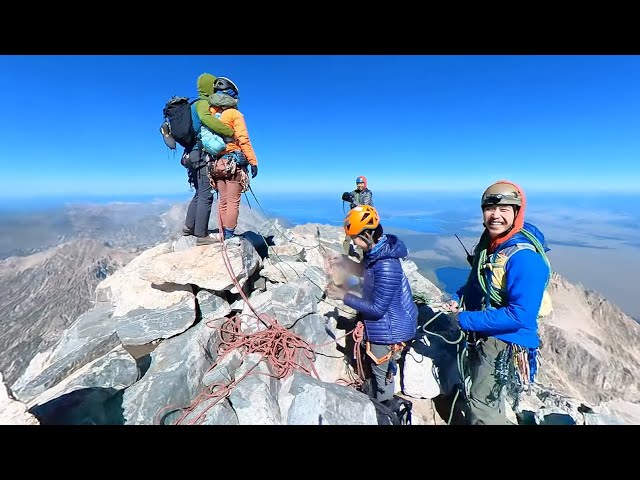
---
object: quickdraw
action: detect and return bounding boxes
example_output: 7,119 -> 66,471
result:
493,342 -> 539,409
476,228 -> 552,309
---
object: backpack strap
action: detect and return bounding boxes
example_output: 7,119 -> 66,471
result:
189,99 -> 205,151
476,227 -> 552,308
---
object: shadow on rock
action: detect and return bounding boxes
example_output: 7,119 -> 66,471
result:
29,387 -> 126,425
240,231 -> 274,260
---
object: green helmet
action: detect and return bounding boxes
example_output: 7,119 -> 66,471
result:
481,182 -> 522,207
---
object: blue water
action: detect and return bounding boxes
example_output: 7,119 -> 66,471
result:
255,191 -> 476,235
434,266 -> 471,296
3,190 -> 638,318
2,190 -> 639,298
5,190 -> 638,228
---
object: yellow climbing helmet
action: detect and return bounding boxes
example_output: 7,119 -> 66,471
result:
481,181 -> 522,208
344,205 -> 380,236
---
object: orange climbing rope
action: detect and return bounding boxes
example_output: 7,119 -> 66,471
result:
156,205 -> 338,425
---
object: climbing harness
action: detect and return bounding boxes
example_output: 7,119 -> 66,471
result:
207,150 -> 250,194
365,341 -> 406,365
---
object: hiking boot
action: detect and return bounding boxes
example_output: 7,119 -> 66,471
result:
195,236 -> 222,246
182,226 -> 194,236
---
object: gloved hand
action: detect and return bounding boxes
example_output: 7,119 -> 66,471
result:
341,191 -> 353,202
250,164 -> 258,178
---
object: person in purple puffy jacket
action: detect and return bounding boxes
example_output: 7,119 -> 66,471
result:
327,205 -> 418,406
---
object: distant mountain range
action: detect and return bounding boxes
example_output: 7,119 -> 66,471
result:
0,200 -> 177,260
0,200 -> 639,425
0,201 -> 183,385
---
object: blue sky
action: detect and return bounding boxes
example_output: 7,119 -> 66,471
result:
2,54 -> 640,198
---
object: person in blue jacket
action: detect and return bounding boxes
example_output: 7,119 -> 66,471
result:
326,205 -> 418,405
445,180 -> 553,425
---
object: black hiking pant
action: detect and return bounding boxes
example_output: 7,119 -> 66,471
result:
184,151 -> 213,238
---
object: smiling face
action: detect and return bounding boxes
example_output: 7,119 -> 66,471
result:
482,204 -> 516,239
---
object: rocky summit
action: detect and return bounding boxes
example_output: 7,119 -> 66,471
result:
2,207 -> 639,425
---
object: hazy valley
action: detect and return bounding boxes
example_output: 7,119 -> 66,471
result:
1,197 -> 639,425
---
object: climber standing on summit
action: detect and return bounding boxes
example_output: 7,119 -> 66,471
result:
182,73 -> 236,245
341,176 -> 374,257
444,180 -> 553,425
342,175 -> 374,210
206,76 -> 259,242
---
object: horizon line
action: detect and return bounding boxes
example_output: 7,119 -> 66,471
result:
1,188 -> 640,201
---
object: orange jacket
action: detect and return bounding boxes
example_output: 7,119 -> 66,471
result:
209,106 -> 258,166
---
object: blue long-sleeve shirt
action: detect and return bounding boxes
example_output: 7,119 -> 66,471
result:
452,223 -> 550,349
